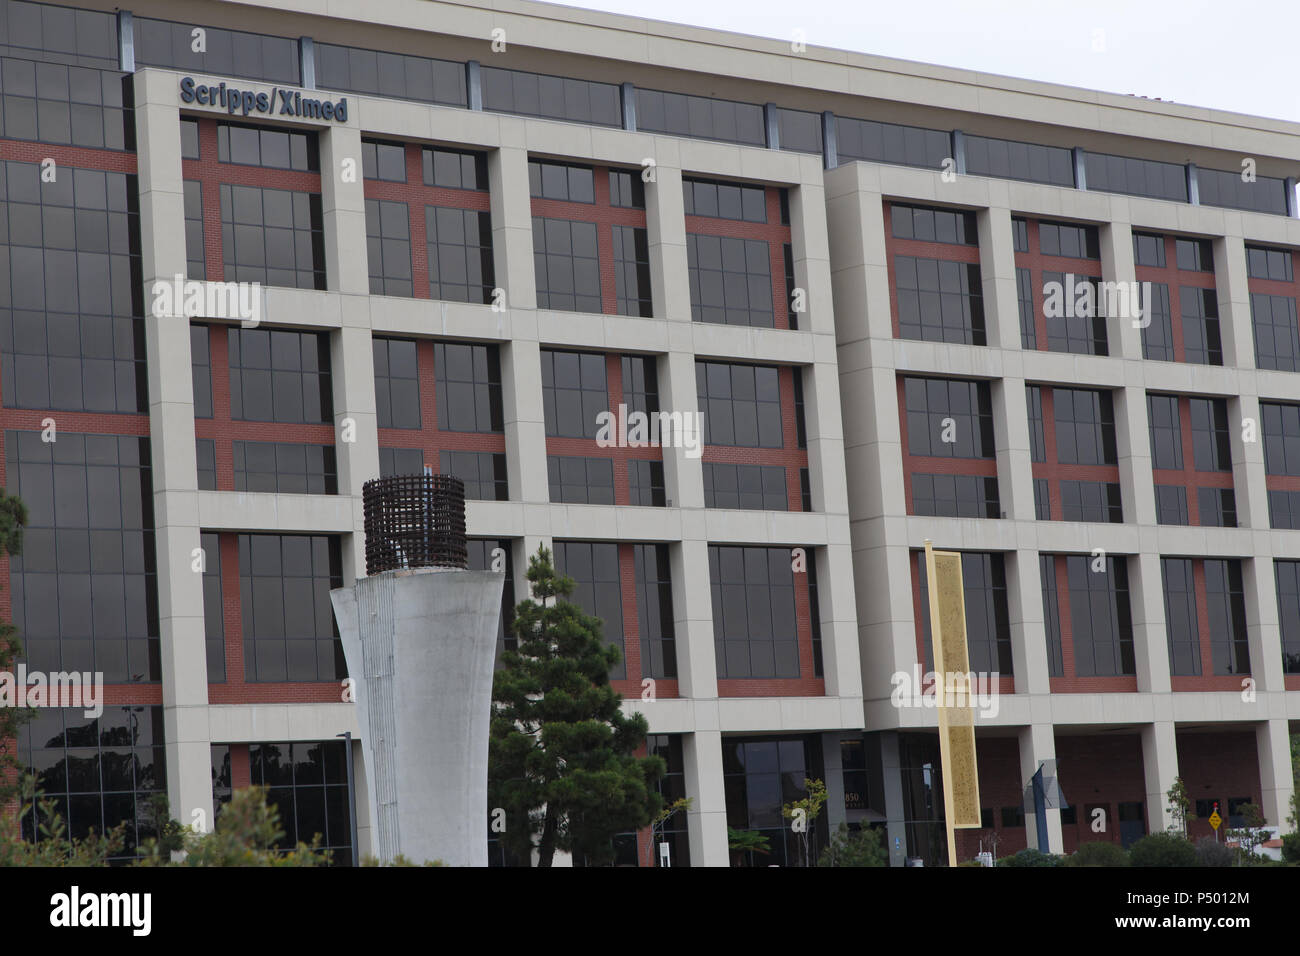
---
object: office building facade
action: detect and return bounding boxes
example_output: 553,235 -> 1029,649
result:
1,0 -> 1297,865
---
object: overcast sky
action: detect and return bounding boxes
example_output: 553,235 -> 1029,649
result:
549,0 -> 1299,123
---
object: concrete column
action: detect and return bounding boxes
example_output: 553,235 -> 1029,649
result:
500,339 -> 549,505
134,70 -> 213,831
318,126 -> 368,295
1140,722 -> 1180,835
331,568 -> 505,866
979,205 -> 1021,350
1230,393 -> 1268,532
1214,234 -> 1255,370
671,538 -> 717,700
1018,723 -> 1063,852
682,730 -> 729,866
1131,552 -> 1173,694
993,377 -> 1035,522
1255,718 -> 1296,828
821,731 -> 847,830
645,163 -> 691,321
1007,548 -> 1051,694
659,350 -> 703,512
330,322 -> 379,583
1115,385 -> 1156,526
489,145 -> 537,312
790,172 -> 833,335
1242,554 -> 1285,693
879,731 -> 909,866
1101,220 -> 1141,360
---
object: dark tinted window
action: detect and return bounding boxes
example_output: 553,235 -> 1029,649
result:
894,255 -> 986,345
427,206 -> 495,304
553,541 -> 625,678
683,178 -> 767,223
238,533 -> 344,682
541,349 -> 605,438
703,463 -> 787,510
1261,402 -> 1300,476
361,139 -> 406,182
0,57 -> 130,147
963,134 -> 1073,187
219,184 -> 326,290
776,108 -> 821,154
232,441 -> 337,495
1040,221 -> 1099,259
1176,238 -> 1213,272
1084,151 -> 1188,202
911,474 -> 1000,519
528,159 -> 595,202
1,0 -> 119,68
372,337 -> 419,430
613,224 -> 652,317
533,217 -> 600,313
134,16 -> 299,84
5,430 -> 159,683
1053,388 -> 1117,465
1246,245 -> 1293,281
835,116 -> 949,170
247,741 -> 352,863
891,204 -> 976,245
635,546 -> 676,679
547,455 -> 614,504
635,88 -> 764,146
903,376 -> 995,458
423,147 -> 488,190
686,234 -> 774,327
709,545 -> 801,678
1132,232 -> 1165,268
365,198 -> 412,297
1250,292 -> 1300,371
1198,167 -> 1289,216
228,328 -> 333,423
1065,554 -> 1134,677
482,67 -> 620,127
315,42 -> 465,107
435,341 -> 503,433
916,551 -> 1012,674
217,122 -> 318,171
441,450 -> 508,501
696,361 -> 783,448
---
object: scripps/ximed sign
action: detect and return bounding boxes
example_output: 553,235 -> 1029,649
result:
179,76 -> 348,122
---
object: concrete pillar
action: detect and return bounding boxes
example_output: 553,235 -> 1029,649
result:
645,163 -> 691,321
1007,548 -> 1051,694
500,339 -> 549,505
821,731 -> 847,830
134,69 -> 213,832
1101,219 -> 1141,360
1255,718 -> 1296,828
978,205 -> 1021,350
879,731 -> 909,866
1214,234 -> 1255,370
1140,722 -> 1180,835
683,729 -> 729,866
489,145 -> 536,313
1018,724 -> 1063,852
318,126 -> 368,295
331,568 -> 505,865
1131,552 -> 1173,694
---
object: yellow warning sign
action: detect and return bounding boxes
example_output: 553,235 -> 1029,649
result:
1208,811 -> 1222,831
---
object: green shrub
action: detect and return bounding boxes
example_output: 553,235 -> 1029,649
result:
1068,841 -> 1128,867
1195,835 -> 1234,867
1281,832 -> 1300,864
999,847 -> 1062,867
1128,831 -> 1196,867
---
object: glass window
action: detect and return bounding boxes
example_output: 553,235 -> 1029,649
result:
372,337 -> 420,430
1084,152 -> 1188,202
5,430 -> 160,683
232,441 -> 337,495
891,204 -> 977,245
553,541 -> 625,678
903,376 -> 995,459
1065,554 -> 1135,677
776,108 -> 821,154
533,217 -> 601,313
482,66 -> 620,126
248,741 -> 353,863
238,534 -> 344,682
835,116 -> 949,170
686,234 -> 774,327
547,455 -> 615,504
228,327 -> 333,424
635,88 -> 765,146
963,134 -> 1073,187
135,16 -> 299,83
709,545 -> 801,679
1198,167 -> 1289,216
893,255 -> 986,345
435,341 -> 503,433
1249,292 -> 1300,371
365,198 -> 412,297
703,463 -> 788,510
361,139 -> 407,182
427,206 -> 495,304
916,551 -> 1013,674
217,122 -> 319,172
683,178 -> 768,223
696,361 -> 783,448
541,349 -> 606,438
315,42 -> 465,107
219,183 -> 326,290
528,159 -> 595,203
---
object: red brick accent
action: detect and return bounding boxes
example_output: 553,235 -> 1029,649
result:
1054,733 -> 1148,853
1148,395 -> 1234,527
377,337 -> 506,471
182,117 -> 324,284
1043,554 -> 1138,692
206,531 -> 341,704
230,743 -> 252,790
530,163 -> 649,316
1133,232 -> 1217,364
953,737 -> 1027,861
193,324 -> 337,491
895,376 -> 998,515
544,353 -> 662,507
701,365 -> 809,512
1175,730 -> 1263,839
1031,385 -> 1121,521
0,137 -> 137,173
363,143 -> 491,298
1013,217 -> 1104,351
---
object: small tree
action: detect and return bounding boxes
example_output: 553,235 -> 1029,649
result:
136,786 -> 331,866
1226,802 -> 1266,862
781,778 -> 828,867
489,546 -> 664,867
727,827 -> 770,867
818,823 -> 887,867
1165,776 -> 1192,837
646,796 -> 692,867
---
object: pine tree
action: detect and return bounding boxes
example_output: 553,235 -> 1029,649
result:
489,545 -> 664,867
